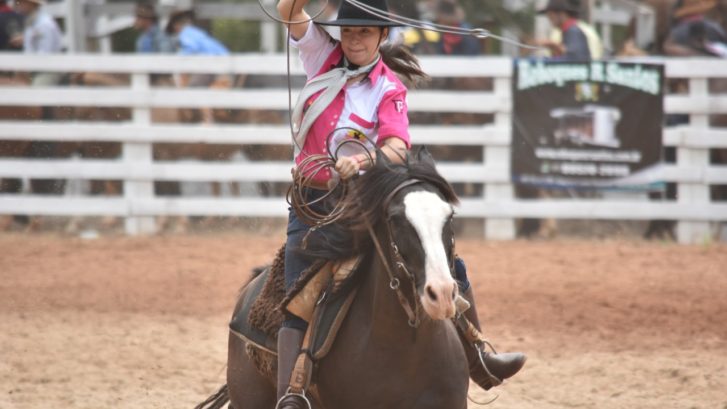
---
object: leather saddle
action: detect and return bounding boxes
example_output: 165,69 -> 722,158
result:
229,255 -> 362,361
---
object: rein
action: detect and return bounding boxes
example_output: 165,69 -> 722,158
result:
365,178 -> 423,328
365,220 -> 421,328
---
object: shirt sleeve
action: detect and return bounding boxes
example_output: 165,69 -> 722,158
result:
26,18 -> 61,53
377,88 -> 411,148
290,23 -> 338,79
177,29 -> 197,55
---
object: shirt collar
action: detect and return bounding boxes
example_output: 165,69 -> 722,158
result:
367,56 -> 385,84
332,52 -> 385,84
561,18 -> 578,32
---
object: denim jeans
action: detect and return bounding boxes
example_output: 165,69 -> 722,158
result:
453,256 -> 471,292
283,188 -> 331,330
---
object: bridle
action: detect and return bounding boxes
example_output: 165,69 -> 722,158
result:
364,179 -> 457,328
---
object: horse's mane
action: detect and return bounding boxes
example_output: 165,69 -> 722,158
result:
299,148 -> 459,263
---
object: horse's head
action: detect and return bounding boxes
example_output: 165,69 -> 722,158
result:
353,147 -> 460,322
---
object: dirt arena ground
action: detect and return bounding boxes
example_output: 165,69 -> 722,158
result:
1,230 -> 726,409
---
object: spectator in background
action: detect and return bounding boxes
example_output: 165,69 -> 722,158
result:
434,0 -> 479,55
14,0 -> 63,86
166,8 -> 230,124
14,0 -> 65,196
389,0 -> 439,54
132,1 -> 181,210
0,1 -> 24,217
134,1 -> 173,54
664,0 -> 727,57
652,0 -> 727,240
166,9 -> 228,57
1,0 -> 22,51
14,0 -> 61,56
535,0 -> 603,60
522,0 -> 604,238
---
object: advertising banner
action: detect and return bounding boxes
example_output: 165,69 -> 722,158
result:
512,60 -> 664,189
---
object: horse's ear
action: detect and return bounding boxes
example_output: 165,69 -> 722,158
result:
415,146 -> 436,168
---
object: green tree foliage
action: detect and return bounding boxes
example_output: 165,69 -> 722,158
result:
455,1 -> 535,54
112,27 -> 138,53
458,0 -> 535,35
211,19 -> 263,52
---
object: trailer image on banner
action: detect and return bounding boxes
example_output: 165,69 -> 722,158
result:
512,60 -> 664,189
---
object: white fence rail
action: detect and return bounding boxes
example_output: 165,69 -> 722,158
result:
1,54 -> 726,242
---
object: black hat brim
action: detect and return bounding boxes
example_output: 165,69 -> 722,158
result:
166,9 -> 194,33
315,18 -> 400,27
537,7 -> 579,14
537,4 -> 579,14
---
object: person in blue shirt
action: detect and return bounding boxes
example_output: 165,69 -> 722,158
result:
165,8 -> 230,123
166,9 -> 228,56
134,1 -> 173,54
1,0 -> 23,51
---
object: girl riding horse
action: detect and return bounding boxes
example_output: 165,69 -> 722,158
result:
276,0 -> 525,407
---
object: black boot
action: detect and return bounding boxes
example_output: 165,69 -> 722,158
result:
276,327 -> 309,409
461,287 -> 526,390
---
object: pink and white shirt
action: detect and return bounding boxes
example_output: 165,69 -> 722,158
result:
291,23 -> 411,182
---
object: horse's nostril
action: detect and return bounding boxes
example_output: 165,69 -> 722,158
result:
426,285 -> 438,302
451,287 -> 457,300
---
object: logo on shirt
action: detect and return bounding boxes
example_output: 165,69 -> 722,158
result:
347,129 -> 366,141
394,99 -> 404,113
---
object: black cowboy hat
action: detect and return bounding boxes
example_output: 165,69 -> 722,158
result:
537,0 -> 581,14
316,0 -> 399,27
166,8 -> 195,34
135,2 -> 158,20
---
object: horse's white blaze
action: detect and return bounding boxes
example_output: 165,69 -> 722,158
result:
403,191 -> 457,320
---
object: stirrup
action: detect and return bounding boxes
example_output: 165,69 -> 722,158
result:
275,388 -> 313,409
474,342 -> 503,388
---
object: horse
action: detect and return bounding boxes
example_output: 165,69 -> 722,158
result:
221,148 -> 471,409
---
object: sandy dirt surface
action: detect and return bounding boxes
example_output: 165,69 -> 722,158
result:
1,231 -> 726,409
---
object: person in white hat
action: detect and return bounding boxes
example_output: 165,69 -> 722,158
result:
14,0 -> 64,196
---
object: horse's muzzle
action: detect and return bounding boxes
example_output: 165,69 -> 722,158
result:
421,278 -> 458,320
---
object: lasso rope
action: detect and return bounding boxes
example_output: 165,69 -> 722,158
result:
257,0 -> 541,152
286,131 -> 378,227
344,0 -> 543,50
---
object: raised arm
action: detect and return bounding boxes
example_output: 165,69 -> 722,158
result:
277,0 -> 312,40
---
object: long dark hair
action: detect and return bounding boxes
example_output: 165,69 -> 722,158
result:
380,40 -> 430,87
